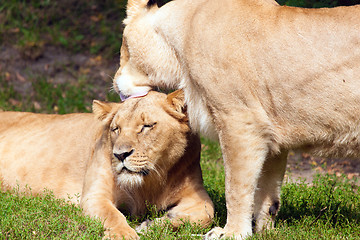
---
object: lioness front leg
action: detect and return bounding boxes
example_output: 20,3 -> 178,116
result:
82,197 -> 139,240
205,112 -> 272,239
253,150 -> 288,232
81,149 -> 139,240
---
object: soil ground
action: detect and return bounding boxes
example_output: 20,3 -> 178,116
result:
1,45 -> 359,184
0,44 -> 117,101
286,150 -> 360,184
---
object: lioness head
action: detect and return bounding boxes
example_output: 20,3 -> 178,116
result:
113,0 -> 180,100
93,90 -> 189,187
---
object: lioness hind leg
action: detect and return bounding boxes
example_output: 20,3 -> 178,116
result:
165,193 -> 214,228
253,150 -> 288,232
136,183 -> 214,233
136,195 -> 214,233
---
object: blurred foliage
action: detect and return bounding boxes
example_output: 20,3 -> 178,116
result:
0,0 -> 127,59
276,0 -> 360,7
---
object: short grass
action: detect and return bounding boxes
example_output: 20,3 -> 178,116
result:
251,175 -> 360,240
0,188 -> 105,239
1,141 -> 359,239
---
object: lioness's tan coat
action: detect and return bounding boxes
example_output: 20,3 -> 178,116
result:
0,91 -> 214,239
113,0 -> 360,238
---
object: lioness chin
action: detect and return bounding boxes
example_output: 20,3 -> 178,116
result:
113,0 -> 360,239
0,90 -> 214,240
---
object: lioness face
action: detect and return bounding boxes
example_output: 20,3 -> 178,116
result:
113,1 -> 181,100
107,91 -> 188,186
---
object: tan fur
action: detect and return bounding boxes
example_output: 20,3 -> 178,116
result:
0,91 -> 214,240
113,0 -> 360,238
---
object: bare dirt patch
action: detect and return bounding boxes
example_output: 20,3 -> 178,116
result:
286,150 -> 360,184
0,44 -> 118,101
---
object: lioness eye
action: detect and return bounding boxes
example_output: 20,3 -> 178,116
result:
111,126 -> 119,133
139,122 -> 157,133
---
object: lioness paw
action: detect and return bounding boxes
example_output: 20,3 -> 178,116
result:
204,227 -> 248,240
204,227 -> 227,239
103,228 -> 139,240
135,219 -> 154,233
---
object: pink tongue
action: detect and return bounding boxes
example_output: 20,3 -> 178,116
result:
120,91 -> 149,101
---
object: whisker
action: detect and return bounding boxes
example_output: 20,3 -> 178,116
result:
108,86 -> 116,93
105,73 -> 114,80
140,169 -> 150,176
151,162 -> 164,179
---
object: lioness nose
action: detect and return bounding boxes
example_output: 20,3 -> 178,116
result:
114,149 -> 134,162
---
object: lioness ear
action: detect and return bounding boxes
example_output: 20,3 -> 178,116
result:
126,0 -> 168,22
92,100 -> 119,124
126,0 -> 148,21
166,89 -> 187,121
147,0 -> 169,8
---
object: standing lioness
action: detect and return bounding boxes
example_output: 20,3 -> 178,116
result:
113,0 -> 360,238
0,90 -> 214,239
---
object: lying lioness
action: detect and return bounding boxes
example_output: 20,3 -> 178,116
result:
113,0 -> 360,239
0,90 -> 214,239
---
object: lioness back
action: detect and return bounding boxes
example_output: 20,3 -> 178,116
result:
0,111 -> 100,202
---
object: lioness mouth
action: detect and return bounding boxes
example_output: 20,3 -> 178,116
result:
121,167 -> 149,176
